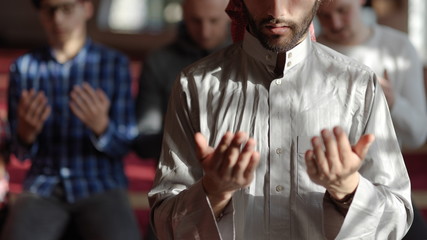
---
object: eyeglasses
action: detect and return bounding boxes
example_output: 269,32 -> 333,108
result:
39,1 -> 82,18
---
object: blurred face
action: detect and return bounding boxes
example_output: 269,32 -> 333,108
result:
38,0 -> 93,47
244,0 -> 320,52
183,0 -> 230,50
316,0 -> 365,45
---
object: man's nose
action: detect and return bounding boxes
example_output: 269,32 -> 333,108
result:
268,0 -> 287,19
330,14 -> 344,31
52,10 -> 66,24
200,22 -> 211,39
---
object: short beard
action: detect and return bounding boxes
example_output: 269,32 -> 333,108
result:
246,1 -> 320,52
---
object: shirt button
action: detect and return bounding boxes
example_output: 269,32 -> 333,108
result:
275,185 -> 284,192
266,54 -> 272,61
60,168 -> 71,178
275,148 -> 282,154
287,61 -> 292,67
276,79 -> 282,85
288,52 -> 293,58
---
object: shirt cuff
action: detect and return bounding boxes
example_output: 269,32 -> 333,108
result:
158,180 -> 223,240
325,189 -> 356,216
216,197 -> 234,240
13,137 -> 38,161
335,176 -> 383,238
90,123 -> 114,152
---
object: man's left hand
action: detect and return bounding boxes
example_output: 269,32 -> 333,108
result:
304,127 -> 375,200
70,83 -> 110,136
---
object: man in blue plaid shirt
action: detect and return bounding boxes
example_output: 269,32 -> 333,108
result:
2,0 -> 141,239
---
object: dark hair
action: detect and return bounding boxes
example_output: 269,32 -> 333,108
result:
364,0 -> 372,7
31,0 -> 42,9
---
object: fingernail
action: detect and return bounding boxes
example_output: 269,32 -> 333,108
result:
334,127 -> 342,135
321,129 -> 330,138
312,137 -> 320,146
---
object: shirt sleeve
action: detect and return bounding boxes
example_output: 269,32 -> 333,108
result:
90,55 -> 138,158
148,76 -> 232,240
389,38 -> 427,149
325,76 -> 413,239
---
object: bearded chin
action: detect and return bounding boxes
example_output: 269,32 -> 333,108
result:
260,30 -> 302,53
247,1 -> 320,53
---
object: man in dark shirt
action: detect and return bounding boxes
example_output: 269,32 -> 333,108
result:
2,0 -> 140,239
134,0 -> 231,159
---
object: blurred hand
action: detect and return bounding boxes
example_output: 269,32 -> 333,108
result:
378,69 -> 395,108
194,132 -> 260,217
0,155 -> 6,179
0,159 -> 8,202
17,89 -> 51,145
305,127 -> 375,200
70,83 -> 110,136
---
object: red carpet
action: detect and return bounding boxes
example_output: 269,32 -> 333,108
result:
6,153 -> 157,239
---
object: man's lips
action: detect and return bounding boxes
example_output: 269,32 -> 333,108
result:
264,24 -> 290,35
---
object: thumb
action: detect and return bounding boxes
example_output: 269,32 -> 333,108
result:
353,134 -> 375,160
194,132 -> 213,161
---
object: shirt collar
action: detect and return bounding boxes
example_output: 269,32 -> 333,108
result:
242,30 -> 311,75
46,38 -> 92,64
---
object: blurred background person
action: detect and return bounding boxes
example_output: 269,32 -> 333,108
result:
316,0 -> 427,150
1,0 -> 141,239
316,0 -> 427,239
133,0 -> 231,160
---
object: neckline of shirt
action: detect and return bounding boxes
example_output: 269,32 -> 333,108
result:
242,30 -> 311,76
47,38 -> 92,65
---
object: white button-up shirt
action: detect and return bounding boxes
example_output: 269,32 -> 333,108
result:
149,31 -> 412,240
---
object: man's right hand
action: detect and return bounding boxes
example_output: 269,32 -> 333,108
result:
17,89 -> 51,145
194,131 -> 260,218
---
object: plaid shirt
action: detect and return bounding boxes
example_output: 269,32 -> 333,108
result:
8,39 -> 138,203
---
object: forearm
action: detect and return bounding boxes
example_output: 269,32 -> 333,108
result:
150,181 -> 224,240
202,176 -> 234,219
10,135 -> 38,161
9,112 -> 37,161
90,122 -> 136,158
326,177 -> 412,239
